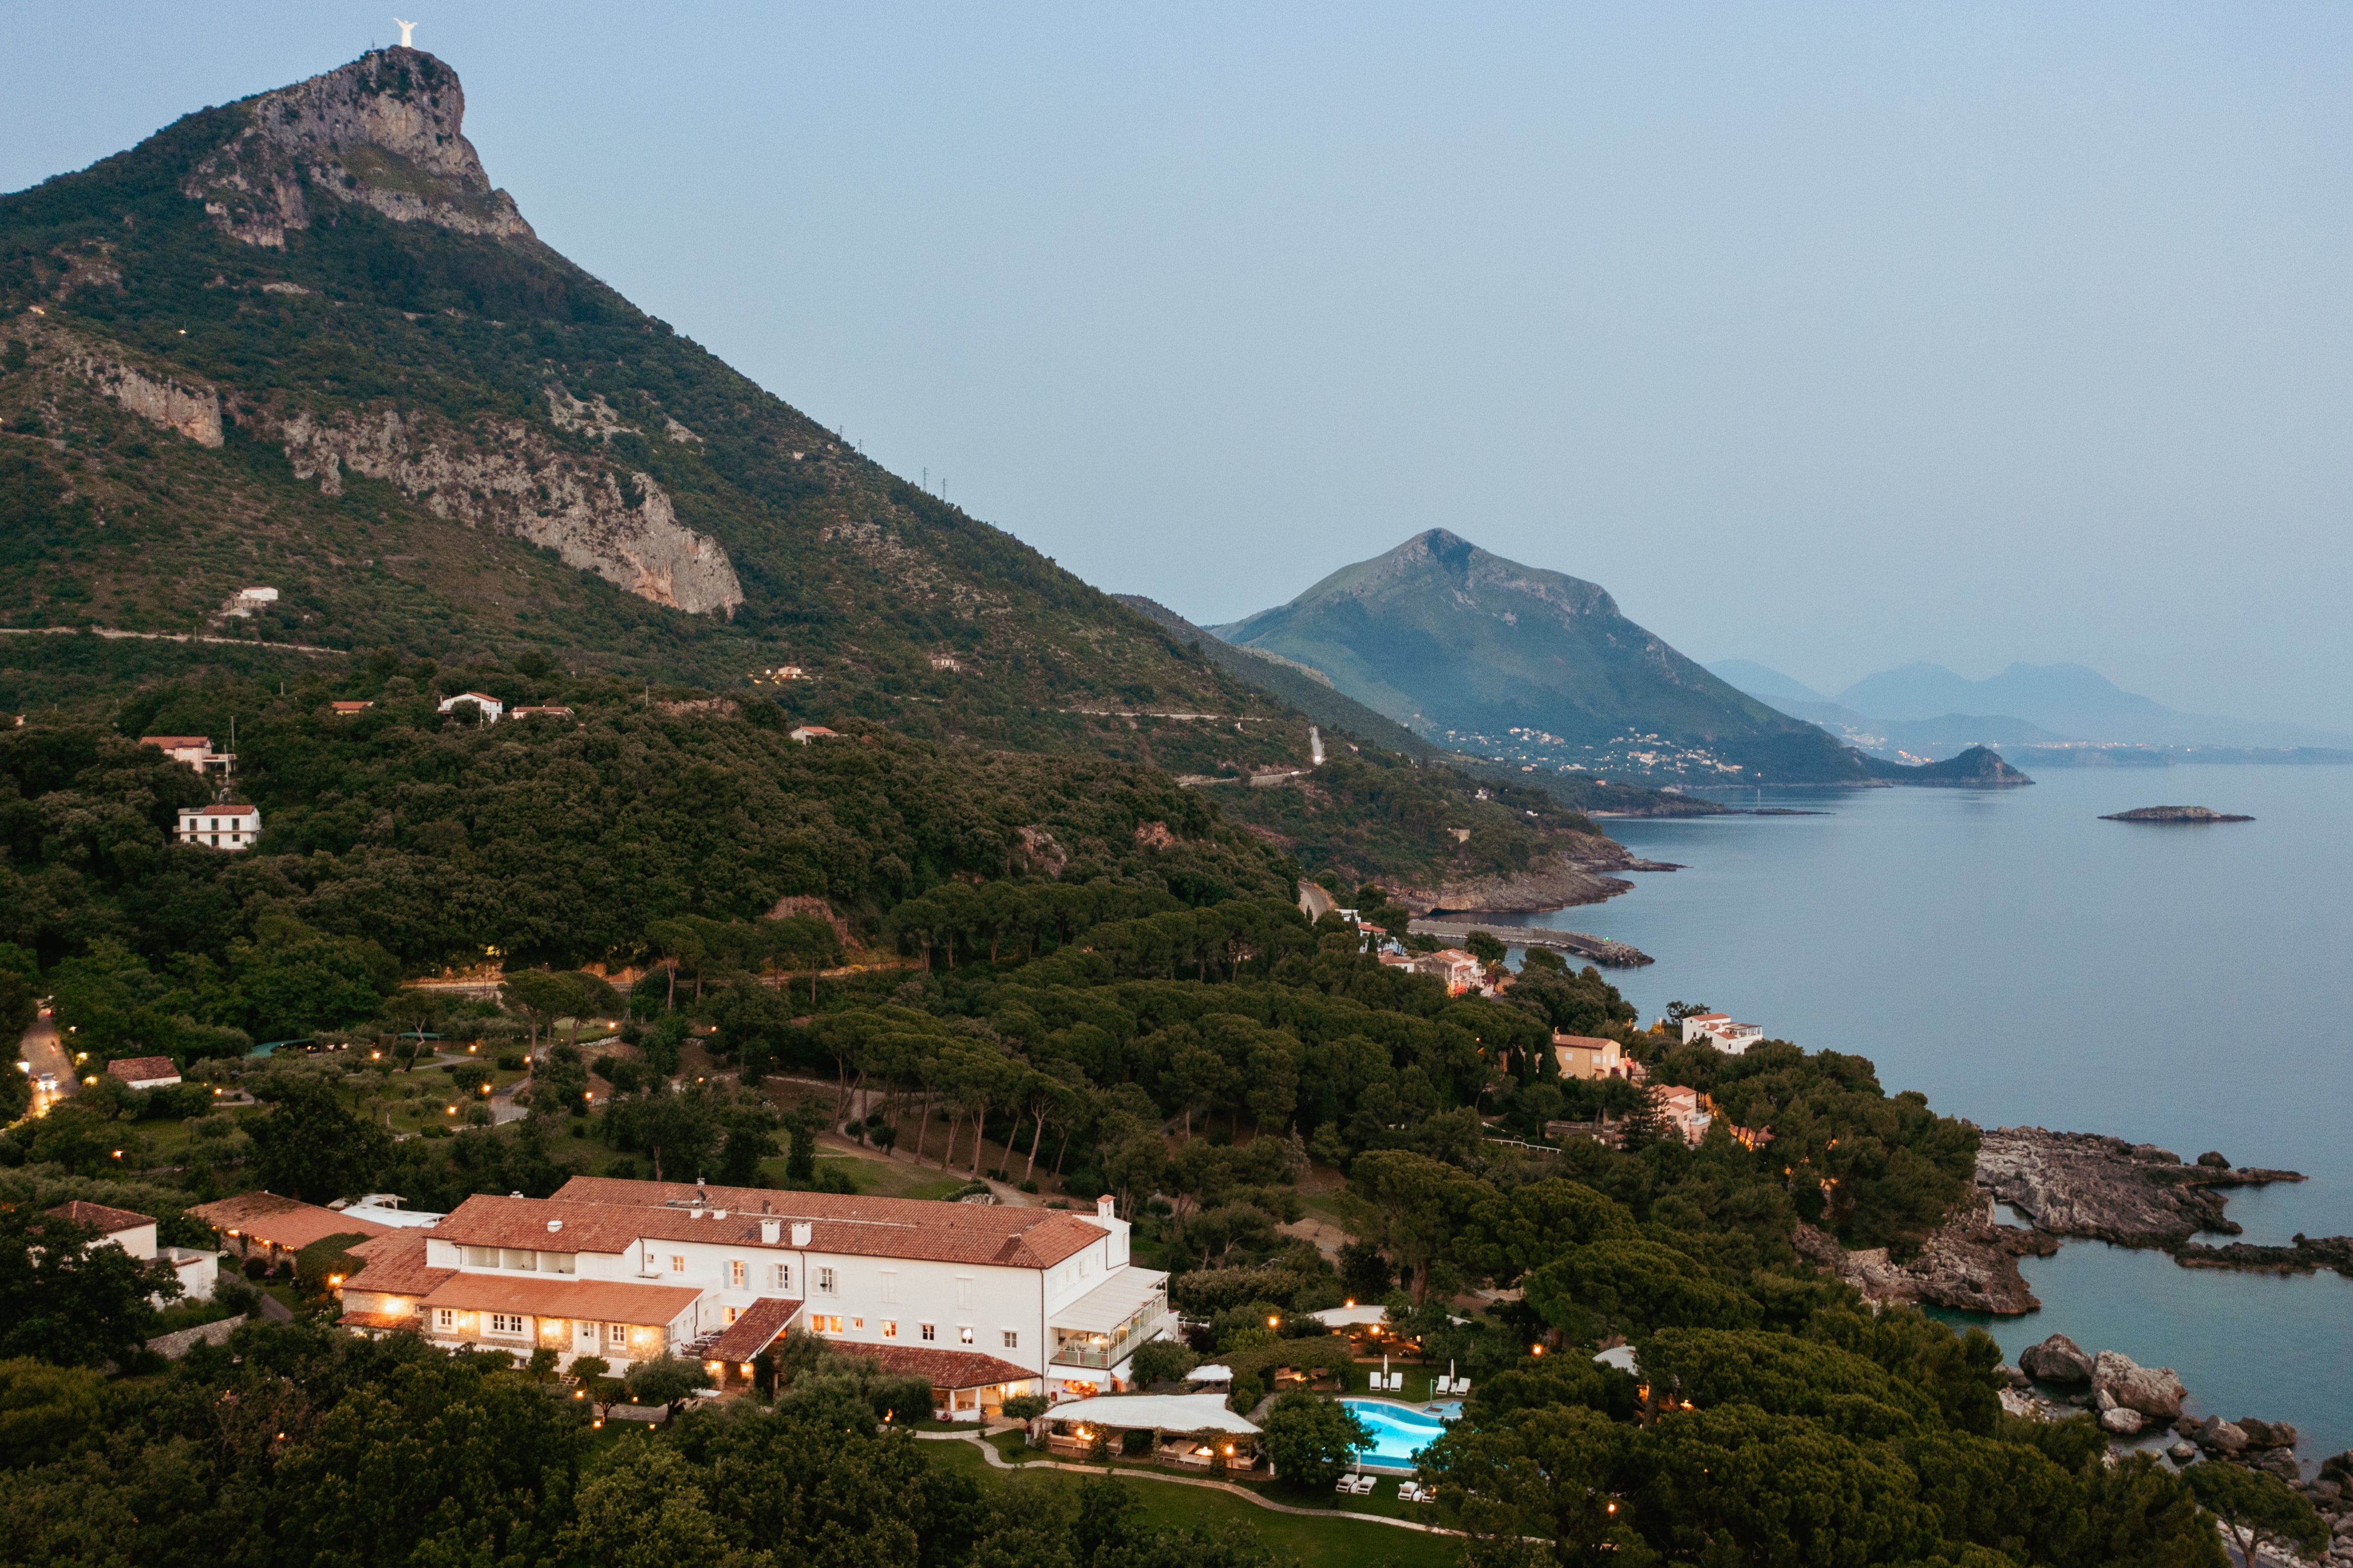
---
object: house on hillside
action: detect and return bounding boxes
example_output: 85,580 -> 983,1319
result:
1412,949 -> 1485,996
509,705 -> 575,720
142,735 -> 236,775
789,725 -> 839,744
329,701 -> 373,717
1552,1033 -> 1626,1081
1679,1012 -> 1765,1054
176,802 -> 261,850
46,1200 -> 218,1302
333,1179 -> 1172,1417
1653,1085 -> 1714,1147
106,1056 -> 182,1090
437,691 -> 504,724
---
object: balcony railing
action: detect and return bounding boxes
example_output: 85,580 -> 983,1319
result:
1050,1309 -> 1171,1370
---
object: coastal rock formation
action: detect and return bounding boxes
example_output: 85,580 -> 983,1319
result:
2019,1333 -> 2095,1384
1396,831 -> 1678,914
2093,1351 -> 2186,1420
2100,1406 -> 2145,1436
2099,805 -> 2254,823
1791,1193 -> 2051,1315
183,50 -> 534,248
1975,1126 -> 2302,1249
2174,1232 -> 2353,1279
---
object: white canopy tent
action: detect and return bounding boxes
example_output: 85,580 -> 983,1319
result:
1046,1391 -> 1260,1436
1189,1364 -> 1234,1383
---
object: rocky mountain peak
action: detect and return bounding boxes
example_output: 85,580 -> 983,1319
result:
183,49 -> 532,248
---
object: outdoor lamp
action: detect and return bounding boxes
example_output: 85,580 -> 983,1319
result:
1267,1315 -> 1279,1328
1531,1345 -> 1544,1356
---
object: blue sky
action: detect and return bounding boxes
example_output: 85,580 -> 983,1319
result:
10,4 -> 2351,727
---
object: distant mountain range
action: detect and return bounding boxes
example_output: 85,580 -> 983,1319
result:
1707,659 -> 2353,760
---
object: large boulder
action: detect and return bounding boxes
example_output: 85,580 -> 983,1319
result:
2020,1333 -> 2096,1384
2093,1351 -> 2186,1419
2166,1441 -> 2198,1463
2196,1417 -> 2250,1454
2237,1417 -> 2298,1450
2100,1406 -> 2146,1436
2249,1448 -> 2302,1482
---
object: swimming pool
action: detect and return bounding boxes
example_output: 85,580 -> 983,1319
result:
1341,1399 -> 1460,1470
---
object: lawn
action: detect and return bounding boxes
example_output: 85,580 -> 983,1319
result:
924,1438 -> 1464,1568
761,1145 -> 976,1202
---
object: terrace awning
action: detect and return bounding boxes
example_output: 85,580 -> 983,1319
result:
1051,1265 -> 1167,1333
1050,1392 -> 1259,1435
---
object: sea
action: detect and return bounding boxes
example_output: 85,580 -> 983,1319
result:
1515,762 -> 2353,1464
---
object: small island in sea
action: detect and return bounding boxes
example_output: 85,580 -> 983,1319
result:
2099,805 -> 2255,822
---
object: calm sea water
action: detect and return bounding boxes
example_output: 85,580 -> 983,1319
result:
1522,764 -> 2353,1463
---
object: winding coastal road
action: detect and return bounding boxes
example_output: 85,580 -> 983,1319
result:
16,1005 -> 76,1115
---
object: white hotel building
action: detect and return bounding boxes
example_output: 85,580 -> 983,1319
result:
337,1176 -> 1173,1417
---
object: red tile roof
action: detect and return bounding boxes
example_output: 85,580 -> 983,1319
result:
544,1177 -> 1111,1269
340,1232 -> 457,1299
188,1193 -> 393,1250
704,1296 -> 803,1362
105,1056 -> 180,1083
44,1199 -> 155,1234
141,736 -> 210,748
850,1342 -> 1036,1390
416,1272 -> 704,1326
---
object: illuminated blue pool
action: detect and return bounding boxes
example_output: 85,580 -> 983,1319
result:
1341,1398 -> 1460,1470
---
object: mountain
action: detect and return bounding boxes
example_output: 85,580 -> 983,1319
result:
1212,530 -> 1884,784
1836,663 -> 2351,750
1885,744 -> 2033,789
0,49 -> 1319,780
1704,659 -> 1828,705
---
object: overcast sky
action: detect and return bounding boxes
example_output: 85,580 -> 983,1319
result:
10,4 -> 2351,726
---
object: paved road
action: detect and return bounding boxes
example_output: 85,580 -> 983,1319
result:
17,1006 -> 76,1116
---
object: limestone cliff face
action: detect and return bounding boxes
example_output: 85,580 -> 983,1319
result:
61,338 -> 222,448
183,50 -> 532,248
265,401 -> 743,616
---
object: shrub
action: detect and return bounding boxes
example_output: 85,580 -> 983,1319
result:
1130,1340 -> 1200,1386
1000,1393 -> 1049,1421
1259,1391 -> 1374,1492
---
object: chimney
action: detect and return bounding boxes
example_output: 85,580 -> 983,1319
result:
790,1221 -> 812,1247
760,1218 -> 780,1244
1096,1194 -> 1117,1222
546,1219 -> 563,1234
761,1200 -> 772,1214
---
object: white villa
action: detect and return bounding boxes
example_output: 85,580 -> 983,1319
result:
177,802 -> 261,850
1679,1012 -> 1765,1054
47,1199 -> 218,1303
142,734 -> 236,775
334,1177 -> 1174,1418
438,691 -> 505,723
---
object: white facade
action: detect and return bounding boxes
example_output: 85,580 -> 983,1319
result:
1680,1013 -> 1765,1054
177,803 -> 260,850
341,1182 -> 1172,1404
438,691 -> 505,723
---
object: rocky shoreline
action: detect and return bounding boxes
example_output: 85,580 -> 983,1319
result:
1394,830 -> 1679,915
1794,1127 -> 2344,1320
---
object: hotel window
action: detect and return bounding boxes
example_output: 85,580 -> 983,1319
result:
464,1246 -> 499,1267
816,1266 -> 836,1296
815,1315 -> 843,1334
769,1262 -> 792,1291
671,1255 -> 685,1273
956,1275 -> 974,1310
879,1270 -> 897,1303
437,1309 -> 456,1329
959,1326 -> 974,1345
920,1323 -> 936,1342
607,1322 -> 627,1347
850,1317 -> 864,1331
491,1314 -> 525,1336
729,1260 -> 745,1288
1002,1330 -> 1018,1349
724,1306 -> 740,1325
881,1321 -> 898,1339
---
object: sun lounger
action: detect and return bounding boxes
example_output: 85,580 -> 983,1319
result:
1351,1473 -> 1377,1495
1336,1473 -> 1358,1493
1452,1380 -> 1471,1395
1397,1482 -> 1422,1502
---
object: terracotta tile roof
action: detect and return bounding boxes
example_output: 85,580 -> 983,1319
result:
105,1056 -> 180,1082
339,1232 -> 457,1299
44,1199 -> 155,1234
141,736 -> 210,748
338,1311 -> 423,1331
704,1296 -> 804,1362
849,1342 -> 1036,1389
545,1177 -> 1109,1269
416,1272 -> 704,1326
1552,1035 -> 1617,1051
188,1193 -> 393,1250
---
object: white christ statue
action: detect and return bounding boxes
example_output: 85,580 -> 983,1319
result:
394,18 -> 417,48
